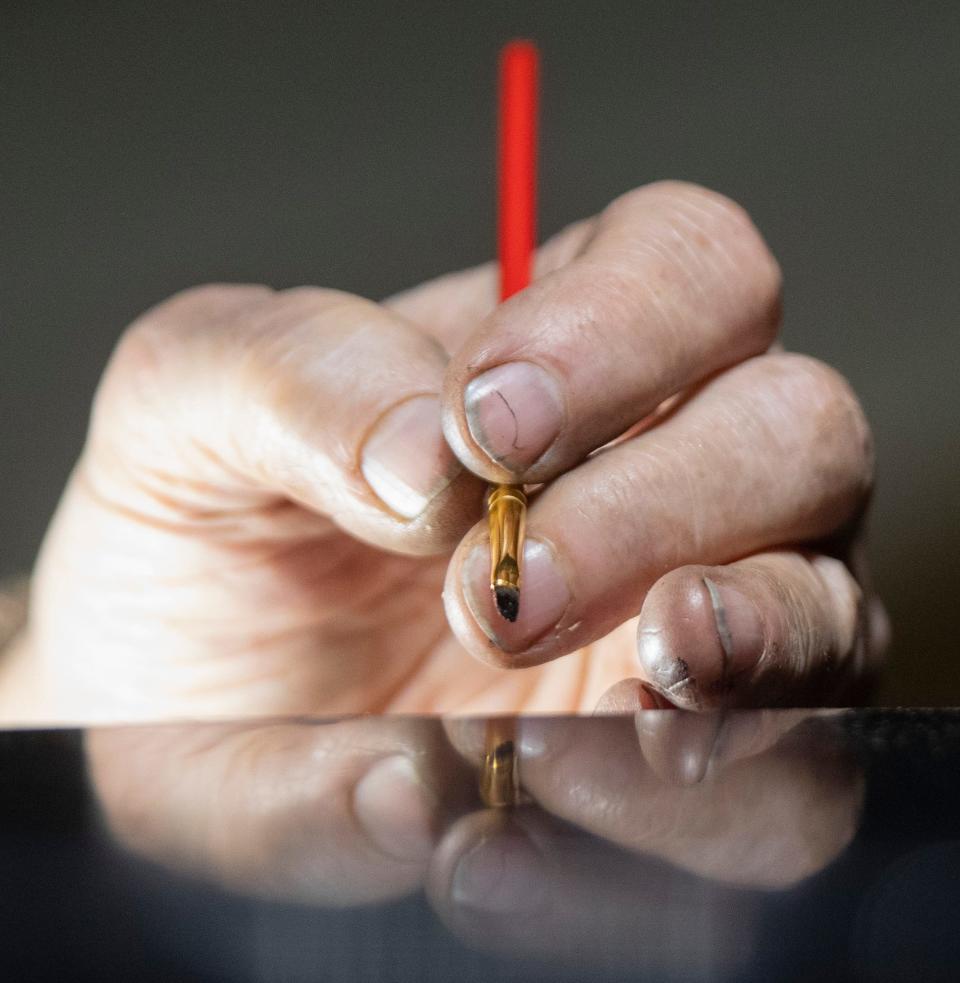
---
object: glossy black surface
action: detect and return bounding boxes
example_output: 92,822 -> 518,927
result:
2,710 -> 959,982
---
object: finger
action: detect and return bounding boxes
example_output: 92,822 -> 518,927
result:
593,678 -> 666,713
426,807 -> 758,975
86,717 -> 473,906
444,351 -> 873,667
632,707 -> 822,785
441,181 -> 782,482
594,686 -> 820,782
509,714 -> 863,888
636,550 -> 878,710
88,284 -> 486,556
383,218 -> 597,353
446,708 -> 815,788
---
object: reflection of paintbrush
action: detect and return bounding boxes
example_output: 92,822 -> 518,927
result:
488,40 -> 539,623
480,716 -> 519,808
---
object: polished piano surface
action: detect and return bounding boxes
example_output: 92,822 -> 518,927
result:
2,709 -> 958,982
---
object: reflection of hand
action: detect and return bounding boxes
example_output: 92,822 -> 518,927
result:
87,711 -> 862,970
87,718 -> 472,906
10,182 -> 884,721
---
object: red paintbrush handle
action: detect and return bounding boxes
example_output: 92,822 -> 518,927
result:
498,40 -> 539,302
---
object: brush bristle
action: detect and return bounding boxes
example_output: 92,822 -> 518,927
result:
495,586 -> 520,622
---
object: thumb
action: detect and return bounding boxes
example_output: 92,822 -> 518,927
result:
85,283 -> 484,555
86,717 -> 472,905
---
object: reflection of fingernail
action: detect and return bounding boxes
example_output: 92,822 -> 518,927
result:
516,717 -> 551,757
636,709 -> 724,785
353,755 -> 436,863
462,539 -> 572,653
464,362 -> 564,472
702,577 -> 765,679
451,827 -> 546,914
361,395 -> 460,519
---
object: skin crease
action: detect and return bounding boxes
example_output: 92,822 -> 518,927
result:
1,181 -> 887,723
15,181 -> 878,961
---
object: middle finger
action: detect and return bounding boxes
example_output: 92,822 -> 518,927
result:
443,351 -> 872,667
441,181 -> 782,483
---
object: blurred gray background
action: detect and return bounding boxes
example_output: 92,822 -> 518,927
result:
2,1 -> 957,703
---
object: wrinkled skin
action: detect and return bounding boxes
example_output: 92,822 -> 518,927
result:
2,181 -> 886,722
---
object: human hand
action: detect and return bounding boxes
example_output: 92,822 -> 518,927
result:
86,711 -> 862,973
7,181 -> 885,720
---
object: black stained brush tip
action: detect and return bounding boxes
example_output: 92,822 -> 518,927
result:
495,586 -> 520,622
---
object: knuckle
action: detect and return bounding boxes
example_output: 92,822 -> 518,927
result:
100,283 -> 272,414
102,316 -> 185,408
670,184 -> 782,318
149,282 -> 272,323
813,554 -> 863,617
614,181 -> 763,249
275,284 -> 356,309
262,287 -> 410,352
114,282 -> 272,364
775,353 -> 875,490
109,315 -> 167,378
646,180 -> 760,239
604,182 -> 782,340
272,286 -> 388,327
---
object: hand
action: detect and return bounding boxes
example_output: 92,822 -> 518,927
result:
86,710 -> 863,973
6,181 -> 885,720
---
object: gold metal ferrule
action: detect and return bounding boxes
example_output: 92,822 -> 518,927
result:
480,718 -> 519,808
487,484 -> 527,614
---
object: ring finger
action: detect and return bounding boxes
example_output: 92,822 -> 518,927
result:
443,351 -> 873,669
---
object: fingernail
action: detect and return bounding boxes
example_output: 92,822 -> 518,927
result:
636,624 -> 699,705
353,755 -> 436,863
515,717 -> 551,757
361,395 -> 460,518
464,362 -> 564,472
636,577 -> 765,706
702,577 -> 765,678
451,827 -> 546,914
462,539 -> 572,654
515,716 -> 582,769
635,709 -> 725,785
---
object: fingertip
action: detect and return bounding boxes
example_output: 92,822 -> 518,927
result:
370,464 -> 487,557
359,395 -> 462,520
636,569 -> 765,709
352,754 -> 439,864
634,709 -> 726,786
593,678 -> 664,714
445,536 -> 573,667
636,571 -> 717,708
428,810 -> 550,925
440,383 -> 518,485
461,361 -> 566,476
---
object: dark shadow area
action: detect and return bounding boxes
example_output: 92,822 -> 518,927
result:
1,711 -> 960,980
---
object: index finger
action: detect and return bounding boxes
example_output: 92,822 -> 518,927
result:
438,181 -> 781,483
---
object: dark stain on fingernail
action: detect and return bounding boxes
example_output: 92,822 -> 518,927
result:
637,623 -> 702,707
657,657 -> 692,693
